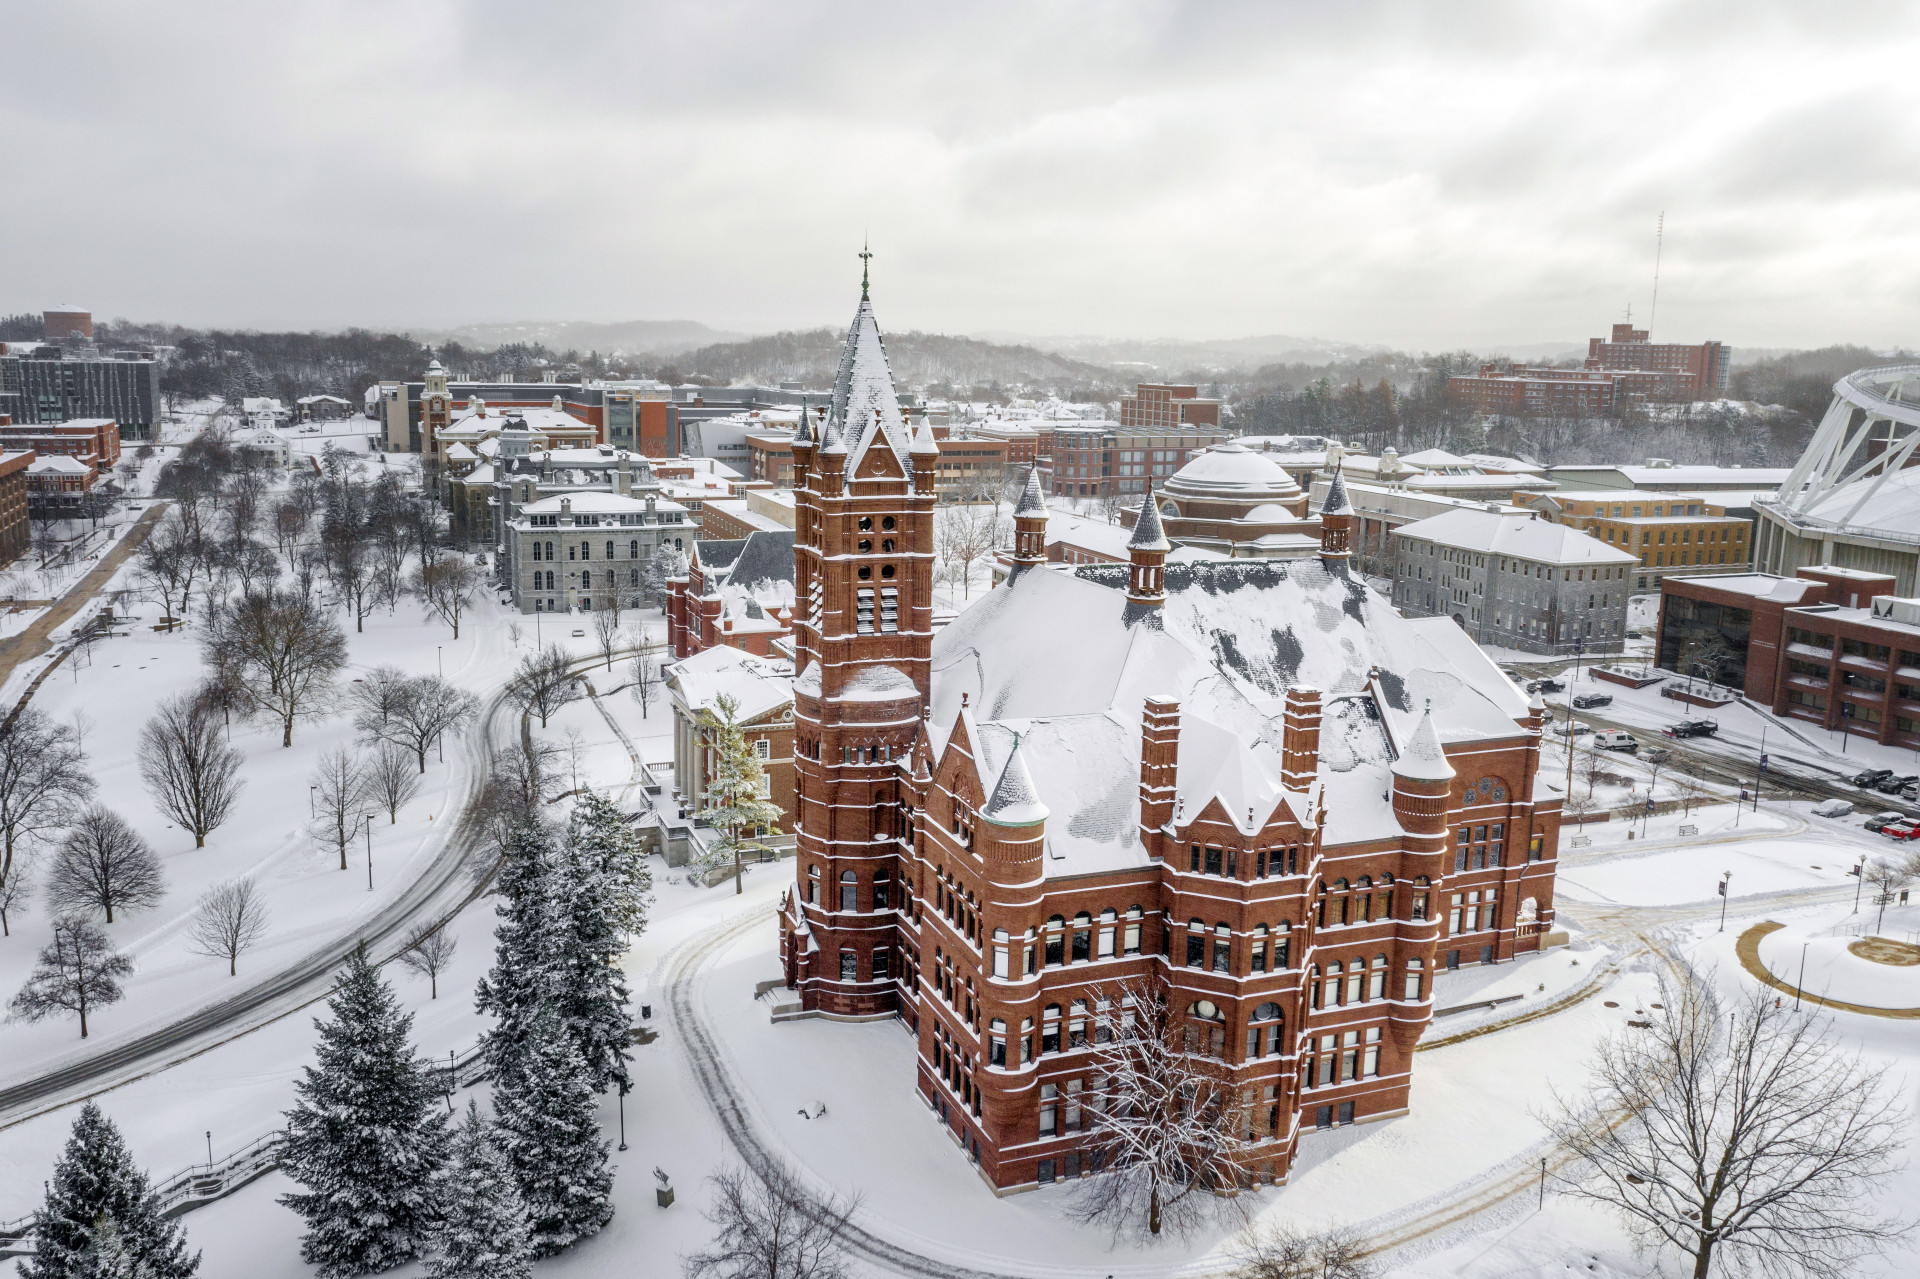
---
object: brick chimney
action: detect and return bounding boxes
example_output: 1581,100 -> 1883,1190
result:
1281,686 -> 1321,791
1138,697 -> 1180,844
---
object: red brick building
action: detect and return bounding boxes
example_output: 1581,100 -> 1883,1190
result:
1587,324 -> 1730,401
1657,566 -> 1920,748
777,284 -> 1563,1193
0,450 -> 33,563
1449,324 -> 1732,416
0,416 -> 120,473
665,529 -> 796,660
1119,383 -> 1222,430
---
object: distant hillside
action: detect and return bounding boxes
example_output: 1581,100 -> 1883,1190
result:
421,318 -> 746,358
672,328 -> 1126,397
971,331 -> 1390,375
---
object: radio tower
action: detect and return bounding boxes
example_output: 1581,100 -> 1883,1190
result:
1649,211 -> 1664,335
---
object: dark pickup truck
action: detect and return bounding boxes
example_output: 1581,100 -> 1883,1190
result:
1663,719 -> 1720,739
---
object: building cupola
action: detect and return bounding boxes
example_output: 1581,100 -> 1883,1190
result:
1319,462 -> 1353,561
1126,483 -> 1171,611
1011,467 -> 1049,567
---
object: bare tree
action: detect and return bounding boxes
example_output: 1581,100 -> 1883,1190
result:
680,1162 -> 861,1279
188,877 -> 270,976
934,503 -> 1001,601
1228,1223 -> 1375,1279
134,511 -> 200,624
1545,978 -> 1909,1279
203,588 -> 348,746
0,848 -> 32,937
347,664 -> 412,731
0,707 -> 96,932
9,917 -> 133,1038
367,745 -> 422,823
412,557 -> 480,639
229,539 -> 282,595
630,651 -> 660,720
508,645 -> 576,728
1674,760 -> 1710,818
270,498 -> 308,560
358,674 -> 478,773
312,749 -> 368,871
592,605 -> 622,670
397,921 -> 457,999
1070,980 -> 1254,1238
138,694 -> 245,848
48,807 -> 166,925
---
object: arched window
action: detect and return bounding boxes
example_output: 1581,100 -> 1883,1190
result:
531,542 -> 544,561
605,540 -> 615,560
1069,999 -> 1089,1048
807,864 -> 820,905
1044,916 -> 1065,967
1097,907 -> 1117,958
1369,954 -> 1389,1000
1411,876 -> 1431,921
1071,912 -> 1092,962
1250,923 -> 1270,973
1212,922 -> 1232,973
1518,896 -> 1539,923
1185,918 -> 1205,968
1124,905 -> 1143,955
1332,878 -> 1350,925
1404,957 -> 1426,1001
989,1018 -> 1007,1067
1325,960 -> 1344,1006
839,870 -> 858,912
1041,1004 -> 1062,1054
1183,1000 -> 1226,1057
1247,1001 -> 1284,1059
1345,962 -> 1364,1005
629,539 -> 639,559
1275,921 -> 1291,970
839,949 -> 857,982
873,870 -> 890,910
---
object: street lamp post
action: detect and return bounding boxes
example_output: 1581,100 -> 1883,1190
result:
618,1079 -> 630,1152
1853,856 -> 1866,913
365,815 -> 376,891
309,785 -> 317,819
1717,871 -> 1732,932
1795,941 -> 1810,1011
437,646 -> 443,679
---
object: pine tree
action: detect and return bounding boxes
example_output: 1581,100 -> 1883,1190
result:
694,693 -> 784,893
474,818 -> 562,1088
426,1103 -> 532,1279
22,1102 -> 198,1279
553,793 -> 650,1092
492,1004 -> 613,1256
280,945 -> 450,1278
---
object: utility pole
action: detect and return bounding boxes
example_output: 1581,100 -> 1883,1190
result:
1649,211 -> 1665,335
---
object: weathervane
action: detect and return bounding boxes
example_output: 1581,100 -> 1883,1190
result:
859,238 -> 872,299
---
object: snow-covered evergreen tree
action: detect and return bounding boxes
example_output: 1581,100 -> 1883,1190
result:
492,1004 -> 613,1256
280,945 -> 450,1278
553,792 -> 651,1092
474,817 -> 561,1088
22,1103 -> 198,1279
426,1103 -> 532,1279
694,693 -> 784,891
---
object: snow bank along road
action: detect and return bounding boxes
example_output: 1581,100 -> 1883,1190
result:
0,648 -> 624,1132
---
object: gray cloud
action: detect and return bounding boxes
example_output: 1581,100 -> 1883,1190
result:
2,0 -> 1918,350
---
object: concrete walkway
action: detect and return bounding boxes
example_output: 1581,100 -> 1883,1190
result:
1736,921 -> 1920,1018
0,503 -> 169,692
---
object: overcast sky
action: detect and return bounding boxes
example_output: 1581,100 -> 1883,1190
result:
5,0 -> 1918,351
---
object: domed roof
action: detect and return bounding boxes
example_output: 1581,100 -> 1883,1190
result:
1164,442 -> 1302,504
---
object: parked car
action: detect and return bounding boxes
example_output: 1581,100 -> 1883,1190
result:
1810,798 -> 1855,818
1873,773 -> 1918,795
1625,629 -> 1644,639
1865,812 -> 1906,833
1528,678 -> 1565,693
1555,720 -> 1593,737
1880,821 -> 1920,842
1572,692 -> 1613,709
1904,784 -> 1920,803
1853,768 -> 1895,788
570,628 -> 586,637
1592,730 -> 1638,752
1662,719 -> 1720,739
1644,746 -> 1673,765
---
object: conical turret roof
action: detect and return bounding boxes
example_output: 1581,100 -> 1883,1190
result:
1392,703 -> 1456,781
911,415 -> 940,456
1014,467 -> 1047,517
982,736 -> 1048,827
831,293 -> 910,476
1127,485 -> 1171,553
1321,463 -> 1352,516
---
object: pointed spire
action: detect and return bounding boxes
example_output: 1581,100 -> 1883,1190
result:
820,412 -> 846,455
859,238 -> 872,300
1014,467 -> 1046,517
1321,460 -> 1351,516
790,396 -> 814,446
1127,483 -> 1171,552
982,736 -> 1048,827
911,415 -> 939,456
1392,700 -> 1456,781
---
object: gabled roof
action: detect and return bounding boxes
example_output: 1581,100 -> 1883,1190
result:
1395,508 -> 1637,564
693,537 -> 748,573
727,529 -> 796,592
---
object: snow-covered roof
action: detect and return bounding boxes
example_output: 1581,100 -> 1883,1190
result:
27,454 -> 91,475
1398,447 -> 1471,469
925,556 -> 1532,872
668,645 -> 794,723
1391,707 -> 1456,781
445,442 -> 477,461
296,394 -> 351,405
829,293 -> 911,479
518,491 -> 682,517
1678,573 -> 1824,602
1127,487 -> 1171,552
1394,509 -> 1637,564
1797,465 -> 1920,535
1462,452 -> 1545,475
1164,442 -> 1302,503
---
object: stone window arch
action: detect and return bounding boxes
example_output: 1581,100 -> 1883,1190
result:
1072,912 -> 1093,962
1368,953 -> 1389,1000
1247,1001 -> 1284,1058
1183,1000 -> 1226,1057
1404,957 -> 1426,1001
807,864 -> 820,905
838,870 -> 858,912
1041,1003 -> 1062,1054
1044,915 -> 1065,967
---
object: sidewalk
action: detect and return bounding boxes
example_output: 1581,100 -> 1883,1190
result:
0,503 -> 169,693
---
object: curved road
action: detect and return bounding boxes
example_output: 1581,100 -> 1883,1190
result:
0,646 -> 639,1132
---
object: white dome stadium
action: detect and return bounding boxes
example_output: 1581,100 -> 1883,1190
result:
1163,442 -> 1303,505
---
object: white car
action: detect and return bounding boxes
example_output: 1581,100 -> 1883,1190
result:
571,628 -> 586,638
1810,798 -> 1854,818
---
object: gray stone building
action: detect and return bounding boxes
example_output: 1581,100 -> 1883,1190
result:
501,489 -> 694,614
1390,506 -> 1638,655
